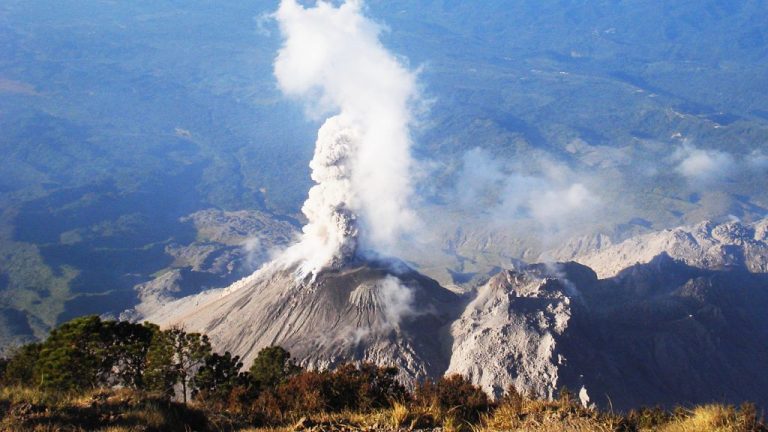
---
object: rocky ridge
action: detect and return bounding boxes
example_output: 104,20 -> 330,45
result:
124,208 -> 298,320
575,219 -> 768,278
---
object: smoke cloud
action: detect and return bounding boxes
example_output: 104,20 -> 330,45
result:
672,142 -> 736,185
747,150 -> 768,172
273,0 -> 419,277
378,275 -> 416,328
457,148 -> 601,235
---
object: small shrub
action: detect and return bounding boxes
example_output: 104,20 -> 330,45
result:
626,406 -> 670,429
271,362 -> 407,416
499,383 -> 523,412
277,370 -> 329,414
737,402 -> 764,431
326,362 -> 408,411
390,400 -> 410,428
253,389 -> 283,424
414,374 -> 490,423
2,343 -> 41,386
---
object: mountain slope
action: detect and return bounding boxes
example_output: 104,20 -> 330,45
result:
146,259 -> 460,381
575,219 -> 768,278
449,255 -> 768,409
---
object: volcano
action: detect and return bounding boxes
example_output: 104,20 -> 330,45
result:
139,218 -> 768,409
138,1 -> 768,410
146,258 -> 460,381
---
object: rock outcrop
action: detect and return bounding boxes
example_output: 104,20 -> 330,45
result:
446,265 -> 576,399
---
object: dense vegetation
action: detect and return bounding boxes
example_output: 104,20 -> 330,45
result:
0,316 -> 765,431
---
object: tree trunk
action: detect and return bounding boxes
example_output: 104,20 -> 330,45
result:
181,372 -> 187,404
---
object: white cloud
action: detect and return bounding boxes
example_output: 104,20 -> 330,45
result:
673,142 -> 736,185
529,183 -> 598,225
378,275 -> 415,328
747,150 -> 768,172
456,148 -> 601,234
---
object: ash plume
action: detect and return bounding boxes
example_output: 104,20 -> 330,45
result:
273,0 -> 419,277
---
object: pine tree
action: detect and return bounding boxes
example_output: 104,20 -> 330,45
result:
192,351 -> 246,402
249,346 -> 301,389
3,343 -> 41,386
144,328 -> 177,398
35,316 -> 108,390
144,326 -> 211,404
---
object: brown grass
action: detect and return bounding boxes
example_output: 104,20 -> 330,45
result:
0,386 -> 764,432
655,404 -> 753,432
479,397 -> 621,432
0,387 -> 208,432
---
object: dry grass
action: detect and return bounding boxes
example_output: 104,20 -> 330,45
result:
389,400 -> 410,429
1,386 -> 764,432
479,397 -> 621,432
0,387 -> 208,432
0,385 -> 72,406
165,400 -> 768,432
655,405 -> 750,432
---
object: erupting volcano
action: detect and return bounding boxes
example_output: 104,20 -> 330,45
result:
143,0 -> 459,381
138,0 -> 768,409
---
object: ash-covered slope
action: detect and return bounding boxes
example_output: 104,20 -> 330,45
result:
450,255 -> 768,409
146,259 -> 460,381
575,219 -> 768,278
446,263 -> 591,400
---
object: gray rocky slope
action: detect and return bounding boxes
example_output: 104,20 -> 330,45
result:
450,257 -> 768,409
574,219 -> 768,278
146,258 -> 460,382
140,218 -> 768,410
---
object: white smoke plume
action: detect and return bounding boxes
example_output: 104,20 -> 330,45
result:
378,275 -> 416,327
273,0 -> 419,277
457,147 -> 601,235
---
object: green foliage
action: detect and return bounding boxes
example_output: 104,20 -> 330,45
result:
28,315 -> 158,392
193,351 -> 253,403
144,327 -> 178,399
105,320 -> 158,388
249,345 -> 301,389
3,343 -> 41,386
35,315 -> 107,390
144,326 -> 211,404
